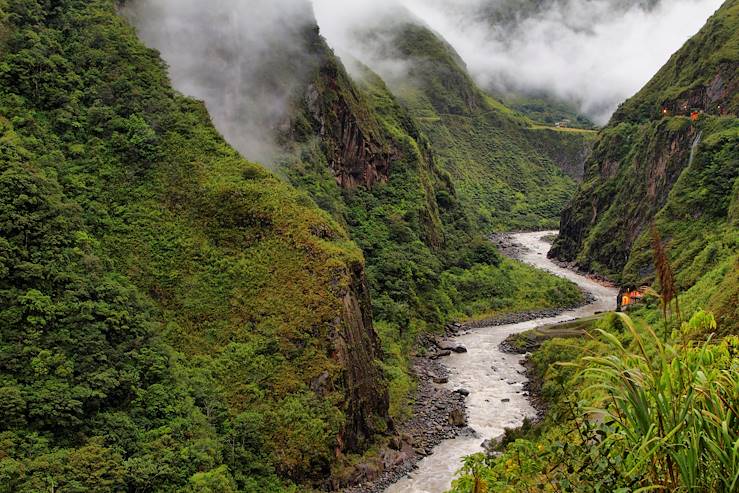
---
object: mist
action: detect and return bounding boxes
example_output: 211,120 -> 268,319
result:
313,0 -> 723,124
122,0 -> 723,159
123,0 -> 319,166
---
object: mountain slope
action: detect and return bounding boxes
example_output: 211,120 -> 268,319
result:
0,1 -> 390,490
550,0 -> 738,328
345,18 -> 596,229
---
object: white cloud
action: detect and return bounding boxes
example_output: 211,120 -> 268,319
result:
313,0 -> 723,124
123,0 -> 318,165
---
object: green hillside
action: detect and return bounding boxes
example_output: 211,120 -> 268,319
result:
501,94 -> 597,130
0,1 -> 392,490
550,0 -> 738,315
357,21 -> 595,230
275,25 -> 585,427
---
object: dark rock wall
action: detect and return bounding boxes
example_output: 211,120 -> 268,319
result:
333,263 -> 392,452
306,70 -> 394,189
526,128 -> 594,181
551,120 -> 703,277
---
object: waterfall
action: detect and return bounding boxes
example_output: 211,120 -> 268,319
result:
688,130 -> 703,168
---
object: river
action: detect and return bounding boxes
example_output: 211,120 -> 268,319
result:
385,231 -> 618,493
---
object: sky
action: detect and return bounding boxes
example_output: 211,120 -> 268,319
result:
313,0 -> 724,124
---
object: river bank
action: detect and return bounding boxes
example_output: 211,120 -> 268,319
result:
340,231 -> 617,492
380,231 -> 618,493
341,308 -> 593,492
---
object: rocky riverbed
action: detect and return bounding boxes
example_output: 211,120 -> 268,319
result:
382,231 -> 618,493
339,231 -> 618,493
340,325 -> 473,493
340,301 -> 598,492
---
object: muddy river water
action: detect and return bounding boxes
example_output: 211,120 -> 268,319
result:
385,231 -> 618,493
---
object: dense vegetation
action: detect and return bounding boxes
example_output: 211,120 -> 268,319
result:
451,3 -> 738,491
0,1 -> 392,490
359,21 -> 595,230
0,0 -> 588,491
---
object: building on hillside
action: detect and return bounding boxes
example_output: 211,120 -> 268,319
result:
617,287 -> 645,312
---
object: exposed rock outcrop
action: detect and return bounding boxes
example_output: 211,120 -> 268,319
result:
551,122 -> 702,275
334,262 -> 392,451
306,64 -> 395,189
292,27 -> 396,190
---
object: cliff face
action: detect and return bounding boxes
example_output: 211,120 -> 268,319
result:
525,128 -> 595,181
304,46 -> 395,189
551,1 -> 738,289
552,121 -> 704,274
334,263 -> 391,451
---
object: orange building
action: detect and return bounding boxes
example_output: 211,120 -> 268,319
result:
621,289 -> 644,307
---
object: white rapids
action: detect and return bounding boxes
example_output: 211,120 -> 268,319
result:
385,231 -> 618,493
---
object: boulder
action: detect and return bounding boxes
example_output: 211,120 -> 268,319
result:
430,350 -> 452,359
449,408 -> 466,427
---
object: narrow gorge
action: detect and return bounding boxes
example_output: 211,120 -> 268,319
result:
0,1 -> 735,492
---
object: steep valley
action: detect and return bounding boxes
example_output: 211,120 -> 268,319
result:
0,1 -> 588,491
0,1 -> 737,492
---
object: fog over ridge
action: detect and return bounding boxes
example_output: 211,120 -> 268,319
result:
314,0 -> 724,124
123,0 -> 319,166
123,0 -> 724,168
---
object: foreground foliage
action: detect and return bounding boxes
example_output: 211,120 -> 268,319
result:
451,308 -> 739,493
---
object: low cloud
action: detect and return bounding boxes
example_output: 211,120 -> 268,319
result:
314,0 -> 723,124
123,0 -> 319,165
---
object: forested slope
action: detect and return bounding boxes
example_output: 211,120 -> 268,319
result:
0,1 -> 391,490
0,0 -> 588,491
347,18 -> 596,229
550,0 -> 738,326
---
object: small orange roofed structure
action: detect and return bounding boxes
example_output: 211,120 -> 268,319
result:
621,289 -> 644,308
691,111 -> 700,122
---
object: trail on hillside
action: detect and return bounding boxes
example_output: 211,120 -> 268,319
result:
385,231 -> 618,493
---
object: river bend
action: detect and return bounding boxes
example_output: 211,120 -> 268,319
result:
385,231 -> 618,493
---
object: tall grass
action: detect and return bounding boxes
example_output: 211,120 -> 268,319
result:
651,225 -> 681,324
584,311 -> 739,492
